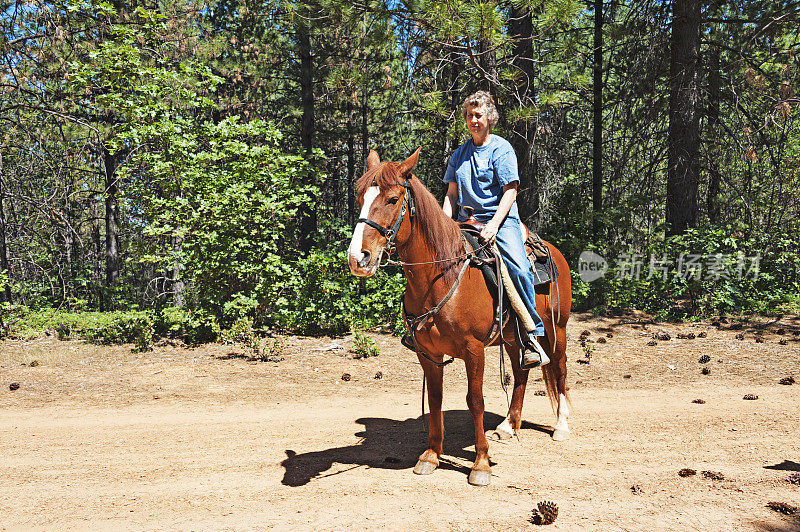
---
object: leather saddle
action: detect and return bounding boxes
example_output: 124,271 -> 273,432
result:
455,214 -> 559,349
458,216 -> 558,292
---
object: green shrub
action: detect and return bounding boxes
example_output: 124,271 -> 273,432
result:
86,312 -> 155,350
9,309 -> 137,340
351,330 -> 380,359
583,227 -> 800,319
155,307 -> 219,344
276,236 -> 406,335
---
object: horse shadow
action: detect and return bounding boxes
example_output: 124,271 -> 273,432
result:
763,460 -> 800,472
281,410 -> 550,487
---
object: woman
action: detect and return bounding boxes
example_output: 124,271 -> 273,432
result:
442,91 -> 548,368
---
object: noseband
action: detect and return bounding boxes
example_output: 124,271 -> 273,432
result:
357,182 -> 414,260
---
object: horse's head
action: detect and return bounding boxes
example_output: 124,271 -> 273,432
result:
348,148 -> 421,277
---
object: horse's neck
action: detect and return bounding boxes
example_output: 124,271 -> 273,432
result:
398,212 -> 463,299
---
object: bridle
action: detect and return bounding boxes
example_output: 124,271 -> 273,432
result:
357,181 -> 414,262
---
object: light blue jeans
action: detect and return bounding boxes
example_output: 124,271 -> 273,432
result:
494,219 -> 545,338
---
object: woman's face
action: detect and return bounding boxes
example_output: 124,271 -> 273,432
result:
465,104 -> 490,139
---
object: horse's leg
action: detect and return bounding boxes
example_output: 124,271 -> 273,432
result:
413,355 -> 444,475
464,347 -> 491,486
491,343 -> 528,440
545,323 -> 571,441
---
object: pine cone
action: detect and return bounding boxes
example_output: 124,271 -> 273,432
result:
533,500 -> 558,525
779,376 -> 794,385
698,331 -> 707,338
678,468 -> 696,477
647,340 -> 658,347
779,339 -> 788,345
743,393 -> 758,400
701,470 -> 724,480
698,354 -> 710,364
701,367 -> 711,375
787,473 -> 800,485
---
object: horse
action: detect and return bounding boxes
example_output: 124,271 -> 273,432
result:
347,148 -> 572,486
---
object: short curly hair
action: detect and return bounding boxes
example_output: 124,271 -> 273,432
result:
462,90 -> 499,128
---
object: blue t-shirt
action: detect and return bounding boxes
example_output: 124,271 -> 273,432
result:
443,135 -> 520,223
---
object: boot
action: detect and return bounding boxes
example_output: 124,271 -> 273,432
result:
521,336 -> 550,369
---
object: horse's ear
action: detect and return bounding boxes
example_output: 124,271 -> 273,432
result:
397,147 -> 421,178
365,150 -> 381,170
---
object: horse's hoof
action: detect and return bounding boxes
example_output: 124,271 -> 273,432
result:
490,418 -> 515,440
413,460 -> 438,475
552,429 -> 571,441
468,469 -> 491,486
488,429 -> 513,441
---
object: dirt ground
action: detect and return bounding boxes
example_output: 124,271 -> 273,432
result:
1,312 -> 799,531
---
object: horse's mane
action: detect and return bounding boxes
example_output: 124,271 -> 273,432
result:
355,161 -> 463,283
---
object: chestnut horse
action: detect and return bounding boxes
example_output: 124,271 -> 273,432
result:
347,148 -> 572,486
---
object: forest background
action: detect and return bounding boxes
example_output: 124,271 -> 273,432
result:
0,0 -> 798,348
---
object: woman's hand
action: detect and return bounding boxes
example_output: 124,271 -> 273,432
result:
479,221 -> 500,244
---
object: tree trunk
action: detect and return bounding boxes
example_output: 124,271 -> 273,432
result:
0,151 -> 12,303
170,233 -> 185,308
508,7 -> 537,225
666,0 -> 701,236
298,23 -> 316,254
592,0 -> 604,239
346,97 -> 355,225
91,195 -> 103,309
103,145 -> 120,307
478,39 -> 497,99
706,29 -> 721,225
360,83 -> 368,172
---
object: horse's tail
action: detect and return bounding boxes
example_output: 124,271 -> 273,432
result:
540,240 -> 572,416
541,363 -> 571,415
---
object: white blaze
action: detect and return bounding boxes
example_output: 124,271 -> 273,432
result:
348,186 -> 380,263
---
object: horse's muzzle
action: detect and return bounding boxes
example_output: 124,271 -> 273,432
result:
348,251 -> 378,277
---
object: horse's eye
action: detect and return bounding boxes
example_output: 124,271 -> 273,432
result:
387,197 -> 399,205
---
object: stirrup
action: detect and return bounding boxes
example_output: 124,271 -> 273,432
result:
401,333 -> 416,351
520,337 -> 550,369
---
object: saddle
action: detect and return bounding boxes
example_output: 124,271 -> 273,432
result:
402,212 -> 560,359
459,217 -> 558,290
454,215 -> 559,349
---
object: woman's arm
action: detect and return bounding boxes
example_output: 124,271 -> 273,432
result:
480,182 -> 517,243
442,182 -> 458,219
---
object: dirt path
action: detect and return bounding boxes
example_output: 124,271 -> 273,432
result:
1,314 -> 799,530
